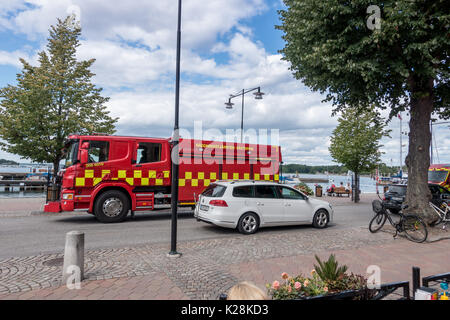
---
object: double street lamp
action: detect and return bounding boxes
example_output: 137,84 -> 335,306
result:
225,87 -> 264,143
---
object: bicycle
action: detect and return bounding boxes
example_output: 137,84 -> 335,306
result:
369,200 -> 428,243
429,200 -> 450,229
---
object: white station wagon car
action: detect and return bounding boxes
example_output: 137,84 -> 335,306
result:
194,180 -> 333,234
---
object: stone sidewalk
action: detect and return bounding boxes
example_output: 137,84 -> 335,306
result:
1,222 -> 449,300
0,197 -> 46,216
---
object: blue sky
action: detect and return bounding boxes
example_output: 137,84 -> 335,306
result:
0,0 -> 448,166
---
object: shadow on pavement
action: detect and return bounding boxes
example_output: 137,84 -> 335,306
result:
51,209 -> 337,236
51,210 -> 195,225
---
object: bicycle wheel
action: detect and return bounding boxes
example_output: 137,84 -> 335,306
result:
434,214 -> 444,226
402,215 -> 428,243
433,203 -> 447,225
369,213 -> 387,233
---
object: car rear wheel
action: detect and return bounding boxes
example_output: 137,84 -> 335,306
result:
312,209 -> 329,228
94,190 -> 130,223
237,212 -> 259,235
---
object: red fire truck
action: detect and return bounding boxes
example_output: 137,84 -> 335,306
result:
428,164 -> 450,192
44,134 -> 282,222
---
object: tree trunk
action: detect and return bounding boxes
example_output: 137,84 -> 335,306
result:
53,160 -> 60,183
354,172 -> 360,203
404,80 -> 435,224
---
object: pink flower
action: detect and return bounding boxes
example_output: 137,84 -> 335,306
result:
281,272 -> 289,280
311,269 -> 316,276
287,285 -> 292,293
324,286 -> 329,292
303,280 -> 310,287
294,282 -> 302,290
272,280 -> 280,290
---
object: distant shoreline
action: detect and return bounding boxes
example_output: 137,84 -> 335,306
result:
284,173 -> 373,178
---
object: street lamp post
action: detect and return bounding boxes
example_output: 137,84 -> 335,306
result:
225,87 -> 264,143
168,0 -> 182,258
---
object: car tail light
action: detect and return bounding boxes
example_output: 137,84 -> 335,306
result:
209,200 -> 228,207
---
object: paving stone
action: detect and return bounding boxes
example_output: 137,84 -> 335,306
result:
0,224 -> 448,300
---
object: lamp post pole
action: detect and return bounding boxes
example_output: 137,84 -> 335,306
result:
225,87 -> 264,143
169,0 -> 182,257
240,89 -> 244,142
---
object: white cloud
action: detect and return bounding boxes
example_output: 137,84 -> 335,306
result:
0,48 -> 38,68
0,0 -> 449,166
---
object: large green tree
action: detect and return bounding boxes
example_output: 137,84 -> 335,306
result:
329,108 -> 390,202
0,16 -> 117,173
278,0 -> 449,221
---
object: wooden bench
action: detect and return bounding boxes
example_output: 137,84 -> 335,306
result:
327,186 -> 351,197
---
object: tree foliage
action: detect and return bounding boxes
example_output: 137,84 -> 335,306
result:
329,108 -> 390,174
0,16 -> 117,172
277,0 -> 449,118
277,0 -> 448,219
0,159 -> 19,165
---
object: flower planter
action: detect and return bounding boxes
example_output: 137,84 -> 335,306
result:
267,255 -> 411,300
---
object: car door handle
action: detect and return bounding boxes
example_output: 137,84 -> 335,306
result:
285,203 -> 292,207
257,202 -> 264,206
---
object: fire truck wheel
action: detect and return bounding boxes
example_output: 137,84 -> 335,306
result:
237,212 -> 260,235
94,190 -> 130,223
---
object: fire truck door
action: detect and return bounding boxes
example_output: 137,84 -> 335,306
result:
132,141 -> 170,188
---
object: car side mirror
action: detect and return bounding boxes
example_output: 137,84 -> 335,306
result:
441,194 -> 450,200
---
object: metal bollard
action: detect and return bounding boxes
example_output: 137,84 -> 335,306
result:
62,231 -> 85,284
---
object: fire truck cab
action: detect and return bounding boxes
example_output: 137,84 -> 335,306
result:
428,164 -> 450,192
46,134 -> 281,223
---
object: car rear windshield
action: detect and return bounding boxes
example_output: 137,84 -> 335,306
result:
201,184 -> 226,197
388,185 -> 407,195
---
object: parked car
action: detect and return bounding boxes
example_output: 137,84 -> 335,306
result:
383,183 -> 450,214
194,180 -> 334,234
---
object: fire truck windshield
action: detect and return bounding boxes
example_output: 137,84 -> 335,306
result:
64,140 -> 79,168
428,170 -> 449,182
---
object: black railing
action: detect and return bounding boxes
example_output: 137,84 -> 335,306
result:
422,272 -> 450,287
371,281 -> 410,300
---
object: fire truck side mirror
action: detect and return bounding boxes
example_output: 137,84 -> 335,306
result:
131,142 -> 139,164
80,150 -> 88,165
80,142 -> 90,165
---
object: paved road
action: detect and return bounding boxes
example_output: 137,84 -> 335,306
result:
0,202 -> 375,260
